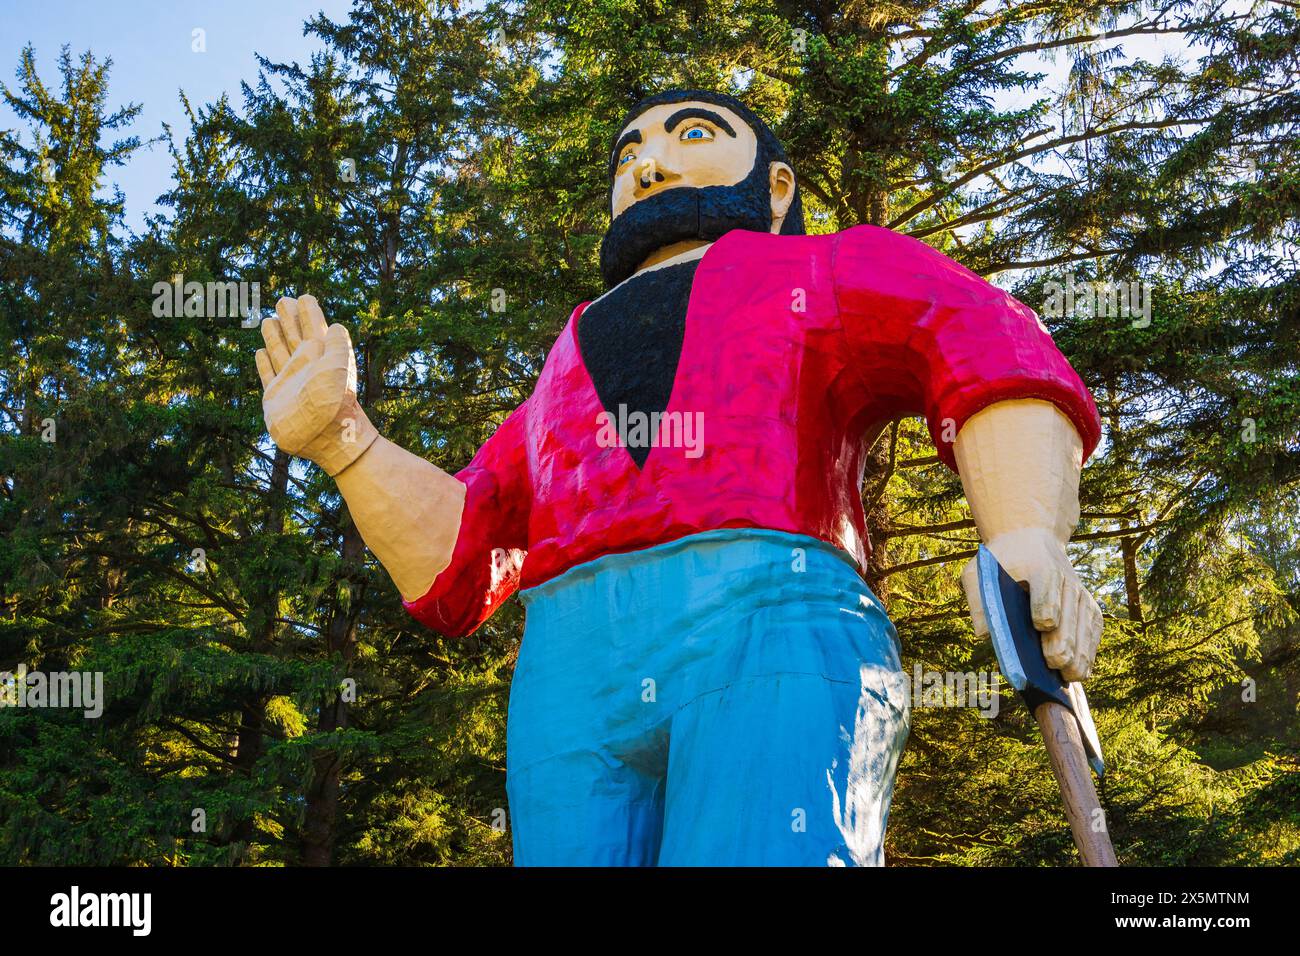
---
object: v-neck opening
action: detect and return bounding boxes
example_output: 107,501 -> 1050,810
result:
572,252 -> 713,471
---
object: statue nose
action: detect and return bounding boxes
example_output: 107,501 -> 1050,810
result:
637,157 -> 666,190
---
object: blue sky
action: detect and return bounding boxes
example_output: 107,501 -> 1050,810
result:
3,0 -> 355,230
4,0 -> 1204,240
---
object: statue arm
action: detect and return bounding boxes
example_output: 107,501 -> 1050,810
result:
828,228 -> 1104,680
954,398 -> 1103,682
257,295 -> 527,635
333,434 -> 466,602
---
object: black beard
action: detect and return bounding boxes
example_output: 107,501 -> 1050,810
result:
599,159 -> 772,289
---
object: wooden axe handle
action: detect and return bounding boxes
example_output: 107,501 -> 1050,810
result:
1034,701 -> 1118,867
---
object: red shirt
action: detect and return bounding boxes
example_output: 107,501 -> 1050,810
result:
405,225 -> 1102,636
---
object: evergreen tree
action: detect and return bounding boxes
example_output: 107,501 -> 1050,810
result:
2,0 -> 1295,866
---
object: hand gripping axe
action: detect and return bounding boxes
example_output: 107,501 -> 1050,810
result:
976,545 -> 1118,867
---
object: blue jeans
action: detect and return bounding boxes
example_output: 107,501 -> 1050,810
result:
507,529 -> 909,866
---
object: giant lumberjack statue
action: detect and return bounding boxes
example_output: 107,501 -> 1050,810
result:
255,90 -> 1104,866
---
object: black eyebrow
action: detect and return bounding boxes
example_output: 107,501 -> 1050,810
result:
609,128 -> 642,175
664,107 -> 736,138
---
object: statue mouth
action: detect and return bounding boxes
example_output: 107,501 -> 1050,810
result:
599,161 -> 771,288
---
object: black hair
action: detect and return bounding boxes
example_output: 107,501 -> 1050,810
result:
606,88 -> 805,236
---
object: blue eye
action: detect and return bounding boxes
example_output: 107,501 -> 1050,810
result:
618,152 -> 635,167
680,125 -> 714,142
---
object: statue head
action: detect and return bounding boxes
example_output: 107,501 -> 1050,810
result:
599,89 -> 804,288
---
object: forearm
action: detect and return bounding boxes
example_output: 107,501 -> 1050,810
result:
953,399 -> 1083,547
952,398 -> 1104,677
334,433 -> 466,602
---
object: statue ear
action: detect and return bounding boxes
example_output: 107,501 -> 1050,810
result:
769,162 -> 796,233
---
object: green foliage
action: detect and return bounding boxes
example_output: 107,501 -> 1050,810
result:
1,0 -> 1296,865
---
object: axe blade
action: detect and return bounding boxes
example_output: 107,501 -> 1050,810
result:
976,545 -> 1105,775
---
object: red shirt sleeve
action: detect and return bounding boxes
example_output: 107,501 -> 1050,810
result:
402,400 -> 532,637
832,225 -> 1102,470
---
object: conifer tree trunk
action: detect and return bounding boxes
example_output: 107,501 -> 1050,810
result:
1121,536 -> 1143,626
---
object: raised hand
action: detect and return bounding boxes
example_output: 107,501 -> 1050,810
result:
255,295 -> 378,476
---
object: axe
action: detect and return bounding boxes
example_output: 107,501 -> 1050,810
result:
976,545 -> 1118,867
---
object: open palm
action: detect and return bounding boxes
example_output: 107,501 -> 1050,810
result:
256,295 -> 359,462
